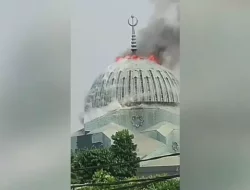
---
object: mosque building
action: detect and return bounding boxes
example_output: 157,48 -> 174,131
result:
71,15 -> 180,168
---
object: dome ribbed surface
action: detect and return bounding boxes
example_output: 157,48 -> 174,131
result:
84,59 -> 180,111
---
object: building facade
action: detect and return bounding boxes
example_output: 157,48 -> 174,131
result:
71,58 -> 180,167
71,15 -> 180,167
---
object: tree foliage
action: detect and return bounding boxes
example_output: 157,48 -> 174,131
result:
71,130 -> 140,183
71,130 -> 179,189
71,148 -> 113,183
76,170 -> 180,190
92,169 -> 116,184
71,150 -> 80,184
110,129 -> 140,178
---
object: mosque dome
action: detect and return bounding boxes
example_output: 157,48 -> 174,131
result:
84,57 -> 180,112
73,16 -> 180,166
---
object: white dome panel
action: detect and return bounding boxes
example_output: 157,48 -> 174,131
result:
84,59 -> 180,112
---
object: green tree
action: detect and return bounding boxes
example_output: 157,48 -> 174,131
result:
92,169 -> 116,184
77,174 -> 180,190
71,148 -> 113,183
71,150 -> 80,184
109,129 -> 140,178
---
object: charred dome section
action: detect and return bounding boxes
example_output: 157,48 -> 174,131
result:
84,59 -> 180,112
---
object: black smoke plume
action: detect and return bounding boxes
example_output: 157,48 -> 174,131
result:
123,0 -> 180,75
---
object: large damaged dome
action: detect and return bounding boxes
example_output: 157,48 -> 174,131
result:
84,58 -> 180,112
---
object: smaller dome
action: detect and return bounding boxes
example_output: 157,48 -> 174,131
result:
84,59 -> 180,112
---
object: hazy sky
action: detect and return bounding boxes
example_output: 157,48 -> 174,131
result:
71,0 -> 153,132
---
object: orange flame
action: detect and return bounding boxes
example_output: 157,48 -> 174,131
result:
115,55 -> 159,64
148,55 -> 160,64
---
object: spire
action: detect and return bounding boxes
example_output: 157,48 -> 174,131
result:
128,15 -> 138,54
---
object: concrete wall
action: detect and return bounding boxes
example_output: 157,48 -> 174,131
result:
85,107 -> 179,133
136,165 -> 180,177
71,136 -> 77,151
76,134 -> 93,149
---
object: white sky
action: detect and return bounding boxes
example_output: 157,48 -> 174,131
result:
71,0 -> 153,132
